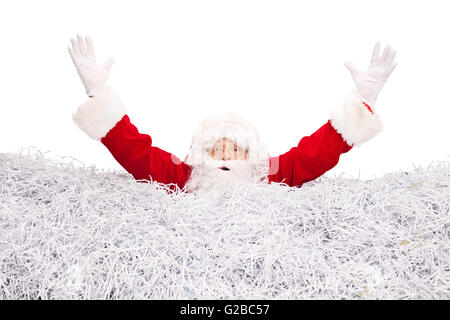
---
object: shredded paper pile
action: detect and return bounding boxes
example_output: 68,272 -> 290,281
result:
0,148 -> 449,299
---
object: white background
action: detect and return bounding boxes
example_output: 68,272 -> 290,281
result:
0,0 -> 449,180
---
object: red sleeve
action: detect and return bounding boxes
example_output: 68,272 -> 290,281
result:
267,120 -> 352,187
100,115 -> 192,191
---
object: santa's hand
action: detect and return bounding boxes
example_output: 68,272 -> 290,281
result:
344,42 -> 397,106
68,34 -> 115,96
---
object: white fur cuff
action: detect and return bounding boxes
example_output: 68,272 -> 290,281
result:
329,90 -> 383,147
72,87 -> 127,141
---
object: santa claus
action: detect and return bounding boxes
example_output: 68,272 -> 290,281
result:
69,35 -> 396,193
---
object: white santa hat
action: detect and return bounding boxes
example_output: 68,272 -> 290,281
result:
184,112 -> 270,171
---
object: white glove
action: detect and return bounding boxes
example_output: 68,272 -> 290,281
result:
344,42 -> 397,106
68,34 -> 115,96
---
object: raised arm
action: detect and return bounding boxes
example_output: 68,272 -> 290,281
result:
68,35 -> 192,191
268,42 -> 397,187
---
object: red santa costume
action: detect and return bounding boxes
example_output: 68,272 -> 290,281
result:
72,87 -> 382,193
69,35 -> 395,193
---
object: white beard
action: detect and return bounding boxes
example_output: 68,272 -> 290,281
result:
184,157 -> 262,193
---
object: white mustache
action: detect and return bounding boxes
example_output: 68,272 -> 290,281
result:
185,158 -> 257,193
201,158 -> 250,171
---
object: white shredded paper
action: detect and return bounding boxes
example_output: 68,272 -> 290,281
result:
0,147 -> 449,299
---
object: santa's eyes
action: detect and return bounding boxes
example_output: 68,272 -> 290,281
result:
214,147 -> 239,152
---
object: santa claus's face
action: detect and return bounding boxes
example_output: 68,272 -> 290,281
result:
185,137 -> 255,192
208,137 -> 248,161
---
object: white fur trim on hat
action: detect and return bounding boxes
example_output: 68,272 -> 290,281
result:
329,90 -> 384,147
72,87 -> 127,141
